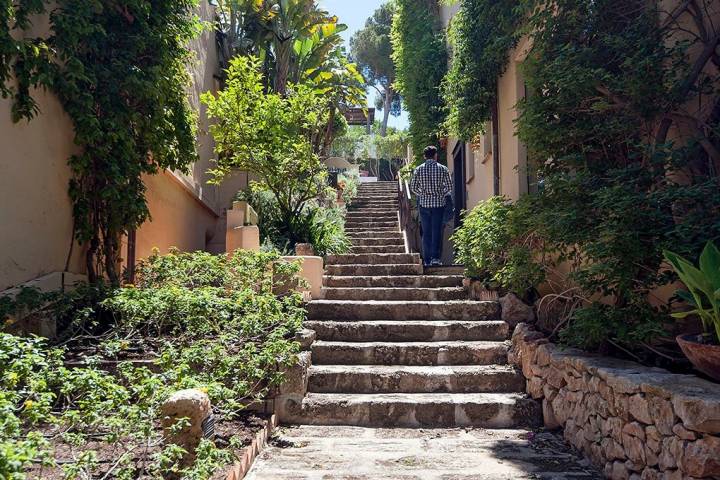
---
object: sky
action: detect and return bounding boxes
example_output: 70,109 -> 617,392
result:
317,0 -> 410,130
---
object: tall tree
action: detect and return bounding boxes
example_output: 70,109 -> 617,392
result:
350,2 -> 400,137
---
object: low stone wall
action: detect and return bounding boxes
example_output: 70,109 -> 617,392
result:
510,323 -> 720,480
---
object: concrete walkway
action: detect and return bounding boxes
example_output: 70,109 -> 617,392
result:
245,425 -> 603,479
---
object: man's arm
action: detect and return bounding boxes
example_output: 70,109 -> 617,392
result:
442,168 -> 453,196
410,168 -> 421,195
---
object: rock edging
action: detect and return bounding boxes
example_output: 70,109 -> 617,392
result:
223,414 -> 279,480
510,323 -> 720,480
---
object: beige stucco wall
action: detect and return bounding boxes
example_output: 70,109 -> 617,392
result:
0,91 -> 86,291
0,1 -> 234,292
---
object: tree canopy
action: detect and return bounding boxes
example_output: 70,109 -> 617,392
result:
350,2 -> 400,136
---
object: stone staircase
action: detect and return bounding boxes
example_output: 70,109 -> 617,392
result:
290,181 -> 540,428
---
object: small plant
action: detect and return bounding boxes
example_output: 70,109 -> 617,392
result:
451,196 -> 544,298
665,242 -> 720,344
338,171 -> 359,205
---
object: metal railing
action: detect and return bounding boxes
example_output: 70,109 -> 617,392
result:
398,177 -> 421,254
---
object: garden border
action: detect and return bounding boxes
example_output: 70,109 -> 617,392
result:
223,413 -> 279,480
510,323 -> 720,479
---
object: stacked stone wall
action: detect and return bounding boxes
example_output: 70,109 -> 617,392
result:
510,323 -> 720,480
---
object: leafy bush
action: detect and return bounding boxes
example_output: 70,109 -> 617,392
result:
0,250 -> 305,478
237,186 -> 350,256
338,171 -> 359,204
444,0 -> 720,356
452,196 -> 544,298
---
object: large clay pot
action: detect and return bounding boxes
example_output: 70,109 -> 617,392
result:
677,334 -> 720,382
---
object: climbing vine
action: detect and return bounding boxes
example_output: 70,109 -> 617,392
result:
1,0 -> 199,285
391,0 -> 447,162
441,0 -> 520,140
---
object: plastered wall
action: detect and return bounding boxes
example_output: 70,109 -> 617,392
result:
0,1 -> 239,291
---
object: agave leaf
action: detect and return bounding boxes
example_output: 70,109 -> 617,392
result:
671,310 -> 700,319
676,289 -> 698,307
700,241 -> 720,289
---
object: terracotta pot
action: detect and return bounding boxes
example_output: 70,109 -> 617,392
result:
677,334 -> 720,381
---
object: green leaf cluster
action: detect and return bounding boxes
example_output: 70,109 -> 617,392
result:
0,249 -> 305,478
441,0 -> 520,140
444,0 -> 720,354
391,0 -> 447,162
665,242 -> 720,343
451,196 -> 544,299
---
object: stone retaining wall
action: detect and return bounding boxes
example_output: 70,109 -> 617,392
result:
510,323 -> 720,480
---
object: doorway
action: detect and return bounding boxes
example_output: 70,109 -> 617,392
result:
452,142 -> 467,228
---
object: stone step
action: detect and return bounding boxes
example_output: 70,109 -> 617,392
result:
350,245 -> 406,254
307,365 -> 525,394
322,287 -> 467,301
345,217 -> 398,224
284,392 -> 542,428
346,210 -> 397,217
349,237 -> 404,246
345,220 -> 399,229
307,300 -> 500,321
349,201 -> 398,207
345,226 -> 400,233
323,275 -> 464,288
304,320 -> 509,342
311,340 -> 508,365
347,231 -> 403,240
325,253 -> 420,265
324,264 -> 423,276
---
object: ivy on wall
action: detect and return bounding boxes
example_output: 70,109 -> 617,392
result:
1,0 -> 199,285
441,0 -> 520,140
447,0 -> 720,357
391,0 -> 447,162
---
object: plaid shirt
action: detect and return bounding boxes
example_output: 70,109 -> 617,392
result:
410,160 -> 453,208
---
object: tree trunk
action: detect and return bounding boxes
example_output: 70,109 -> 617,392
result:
380,86 -> 394,137
274,39 -> 292,96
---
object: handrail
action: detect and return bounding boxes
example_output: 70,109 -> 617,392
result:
398,176 -> 421,254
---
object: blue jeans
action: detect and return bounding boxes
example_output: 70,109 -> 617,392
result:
419,206 -> 444,264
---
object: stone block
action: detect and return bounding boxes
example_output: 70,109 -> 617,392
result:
499,293 -> 534,327
681,435 -> 720,478
161,389 -> 212,463
628,394 -> 653,424
671,423 -> 696,441
278,352 -> 312,396
542,398 -> 561,429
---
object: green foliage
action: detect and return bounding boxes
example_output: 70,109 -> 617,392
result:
509,0 -> 720,352
338,171 -> 359,205
0,0 -> 200,285
204,56 -> 329,239
441,0 -> 520,140
451,196 -> 544,298
665,242 -> 720,343
237,186 -> 351,256
0,250 -> 304,478
350,1 -> 401,135
391,0 -> 447,161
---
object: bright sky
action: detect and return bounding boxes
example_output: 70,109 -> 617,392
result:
318,0 -> 409,130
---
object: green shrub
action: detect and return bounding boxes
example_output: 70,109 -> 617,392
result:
0,250 -> 305,478
237,186 -> 350,256
452,196 -> 544,298
338,171 -> 359,205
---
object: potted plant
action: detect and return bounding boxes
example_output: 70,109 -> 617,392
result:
664,241 -> 720,381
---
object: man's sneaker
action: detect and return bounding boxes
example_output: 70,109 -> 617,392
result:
430,258 -> 443,266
